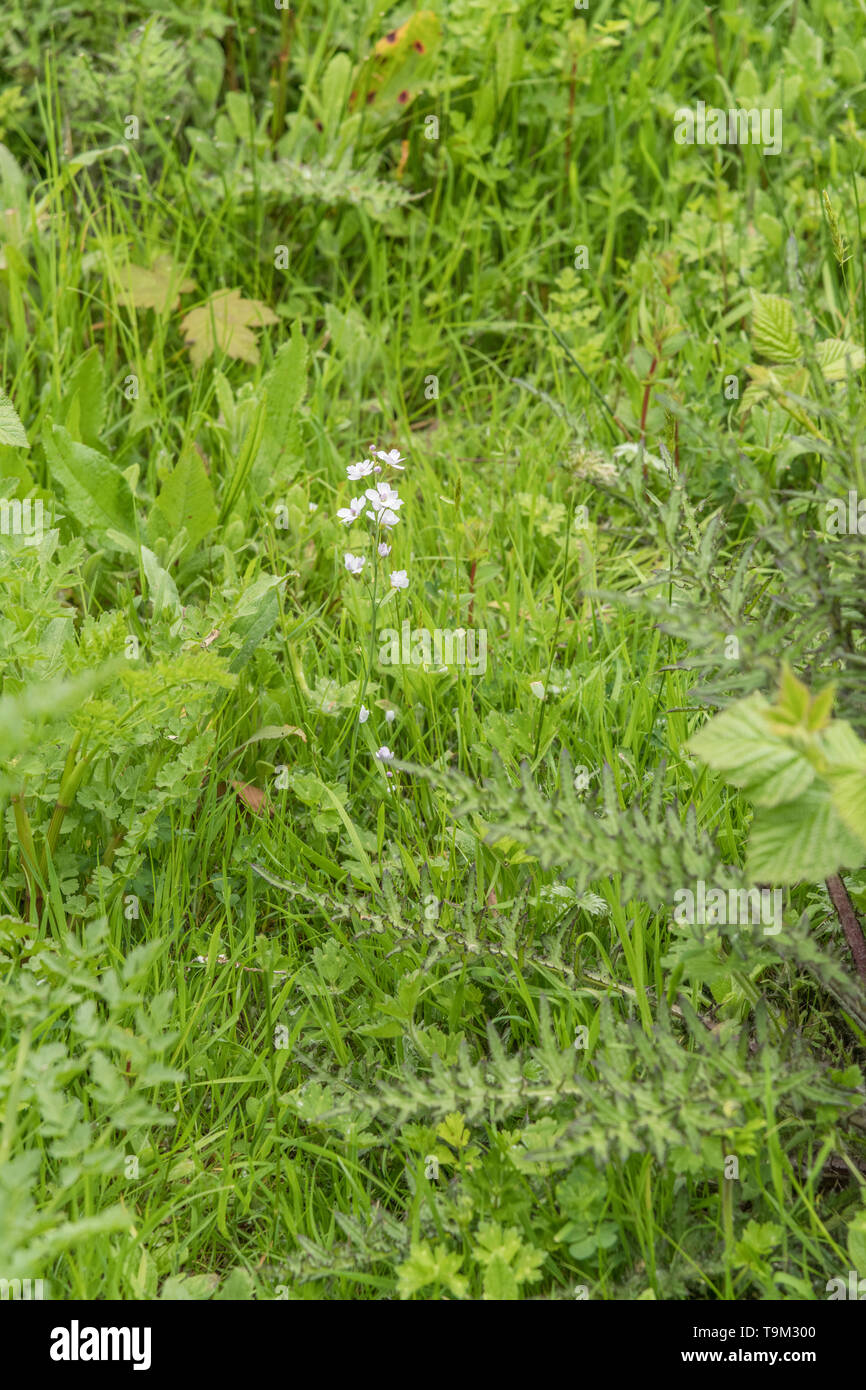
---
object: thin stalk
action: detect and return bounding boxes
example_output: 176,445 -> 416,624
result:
826,873 -> 866,982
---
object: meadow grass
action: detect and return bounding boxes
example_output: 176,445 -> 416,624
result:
1,0 -> 866,1302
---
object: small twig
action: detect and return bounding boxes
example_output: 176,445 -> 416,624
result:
826,873 -> 866,982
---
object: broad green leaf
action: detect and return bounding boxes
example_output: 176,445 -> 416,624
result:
252,322 -> 308,484
140,545 -> 181,619
818,721 -> 866,848
64,347 -> 105,450
814,337 -> 866,381
735,59 -> 763,104
320,53 -> 354,137
0,389 -> 29,447
159,1272 -> 220,1300
688,694 -> 816,807
181,288 -> 278,370
826,768 -> 866,850
232,571 -> 285,621
215,1268 -> 255,1301
747,785 -> 866,883
228,584 -> 282,674
482,1253 -> 519,1300
750,291 -> 802,363
43,424 -> 137,541
152,447 -> 217,551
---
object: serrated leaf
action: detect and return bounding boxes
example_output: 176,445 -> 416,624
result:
750,291 -> 802,363
396,1241 -> 467,1299
814,337 -> 866,381
181,288 -> 278,370
816,722 -> 866,848
747,786 -> 866,883
0,389 -> 29,447
688,694 -> 816,807
482,1252 -> 519,1300
115,253 -> 196,313
436,1111 -> 471,1151
826,767 -> 866,851
43,424 -> 137,541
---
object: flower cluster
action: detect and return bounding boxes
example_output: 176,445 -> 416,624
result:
336,445 -> 409,768
339,445 -> 409,594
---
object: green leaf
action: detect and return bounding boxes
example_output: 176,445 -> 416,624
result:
847,1210 -> 866,1274
0,389 -> 29,448
396,1241 -> 467,1299
252,322 -> 308,485
475,1222 -> 545,1296
228,583 -> 282,674
160,1272 -> 220,1300
319,53 -> 354,138
733,1219 -> 782,1272
436,1112 -> 471,1151
689,694 -> 816,807
815,337 -> 866,381
747,786 -> 866,883
43,423 -> 137,541
482,1252 -> 519,1300
64,348 -> 105,450
215,1268 -> 255,1300
750,291 -> 802,363
826,766 -> 866,850
152,447 -> 217,551
140,544 -> 181,619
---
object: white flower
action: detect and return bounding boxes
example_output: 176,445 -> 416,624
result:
344,552 -> 365,575
378,541 -> 392,557
347,459 -> 376,481
365,482 -> 402,510
390,570 -> 409,590
375,746 -> 394,761
385,709 -> 396,723
366,507 -> 401,529
337,496 -> 365,525
374,448 -> 406,469
308,502 -> 318,512
358,705 -> 370,723
530,680 -> 546,700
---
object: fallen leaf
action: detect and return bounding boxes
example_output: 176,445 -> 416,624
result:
115,253 -> 196,313
181,289 -> 278,370
230,781 -> 271,816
